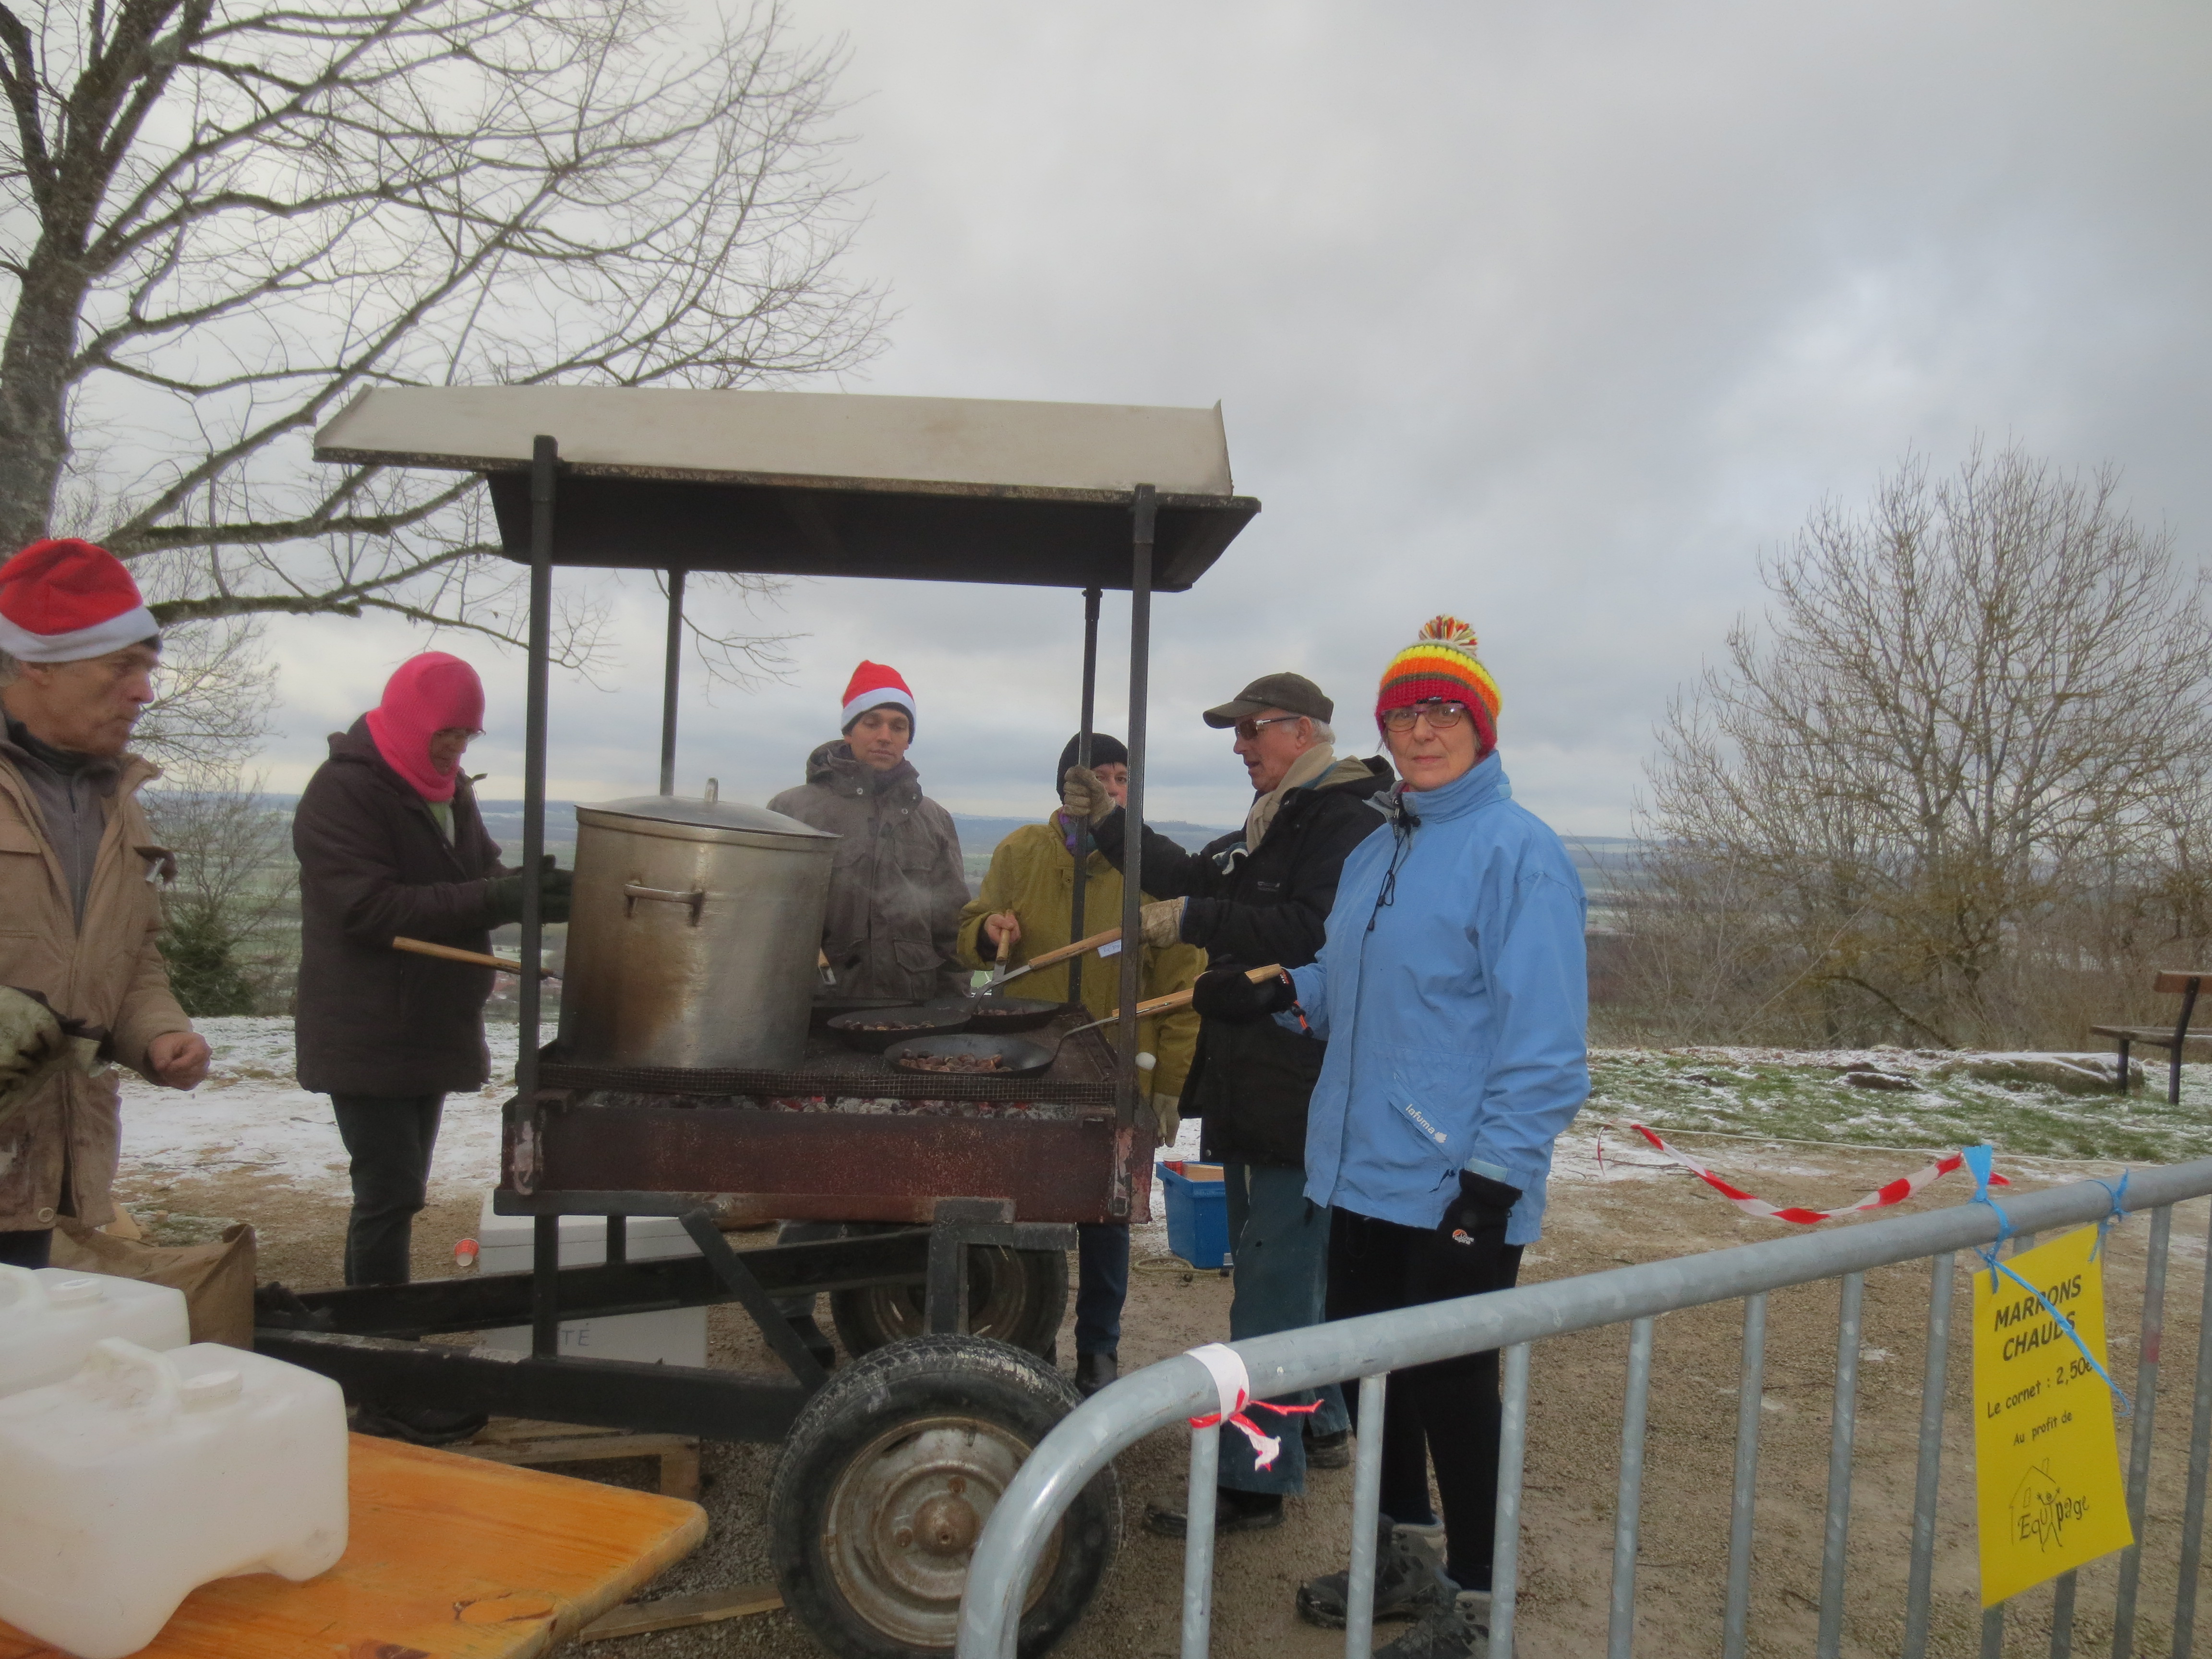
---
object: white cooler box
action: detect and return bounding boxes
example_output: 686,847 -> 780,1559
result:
475,1195 -> 708,1367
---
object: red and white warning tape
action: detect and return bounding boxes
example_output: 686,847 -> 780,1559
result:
1625,1122 -> 2008,1224
1184,1342 -> 1320,1469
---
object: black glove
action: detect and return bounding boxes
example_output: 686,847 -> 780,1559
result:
485,859 -> 572,926
1438,1169 -> 1522,1246
538,858 -> 573,924
1190,963 -> 1295,1024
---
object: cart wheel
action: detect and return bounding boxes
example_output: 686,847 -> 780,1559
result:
830,1243 -> 1067,1359
768,1334 -> 1118,1659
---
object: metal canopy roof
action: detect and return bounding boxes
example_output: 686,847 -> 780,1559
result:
314,385 -> 1260,591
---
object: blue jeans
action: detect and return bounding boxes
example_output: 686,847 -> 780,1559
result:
1215,1162 -> 1348,1495
1075,1221 -> 1129,1356
0,1229 -> 51,1268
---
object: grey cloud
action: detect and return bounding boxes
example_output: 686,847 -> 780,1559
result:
248,0 -> 2212,838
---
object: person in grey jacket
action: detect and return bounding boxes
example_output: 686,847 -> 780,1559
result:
765,659 -> 967,1364
767,659 -> 966,1004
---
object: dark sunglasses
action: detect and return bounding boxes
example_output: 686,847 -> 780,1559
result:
1381,700 -> 1470,733
1233,714 -> 1304,742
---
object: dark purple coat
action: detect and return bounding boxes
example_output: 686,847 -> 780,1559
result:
291,719 -> 510,1096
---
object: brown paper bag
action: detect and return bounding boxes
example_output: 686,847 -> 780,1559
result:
50,1219 -> 258,1349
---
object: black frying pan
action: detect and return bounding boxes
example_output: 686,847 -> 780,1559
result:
827,1005 -> 974,1054
963,993 -> 1064,1034
885,1033 -> 1057,1079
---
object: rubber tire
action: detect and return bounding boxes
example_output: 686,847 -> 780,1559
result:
830,1239 -> 1068,1360
768,1334 -> 1119,1659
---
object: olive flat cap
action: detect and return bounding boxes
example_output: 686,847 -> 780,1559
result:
1202,671 -> 1334,728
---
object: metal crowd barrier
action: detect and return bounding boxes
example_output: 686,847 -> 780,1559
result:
957,1155 -> 2212,1659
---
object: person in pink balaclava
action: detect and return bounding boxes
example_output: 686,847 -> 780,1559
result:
290,652 -> 569,1442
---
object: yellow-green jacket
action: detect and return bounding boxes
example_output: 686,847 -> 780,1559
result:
955,819 -> 1202,1098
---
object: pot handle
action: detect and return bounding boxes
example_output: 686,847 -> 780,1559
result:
624,882 -> 706,925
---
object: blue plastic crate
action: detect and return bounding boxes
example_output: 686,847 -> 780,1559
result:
1160,1161 -> 1230,1270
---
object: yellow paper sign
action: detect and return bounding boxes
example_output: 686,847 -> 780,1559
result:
1973,1226 -> 2133,1604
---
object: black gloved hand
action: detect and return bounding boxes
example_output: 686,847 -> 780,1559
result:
485,873 -> 527,926
484,860 -> 572,926
1190,963 -> 1295,1024
537,858 -> 573,924
1438,1169 -> 1522,1246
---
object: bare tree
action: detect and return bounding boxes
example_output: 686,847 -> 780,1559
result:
140,770 -> 296,1015
1635,443 -> 2212,1049
0,0 -> 880,679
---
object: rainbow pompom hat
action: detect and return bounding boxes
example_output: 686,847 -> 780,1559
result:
1375,616 -> 1501,754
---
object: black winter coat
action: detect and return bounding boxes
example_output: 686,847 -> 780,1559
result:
292,719 -> 511,1096
1091,756 -> 1394,1167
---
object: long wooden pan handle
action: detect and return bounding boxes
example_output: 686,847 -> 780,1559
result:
1020,925 -> 1124,974
392,936 -> 555,979
1126,963 -> 1285,1020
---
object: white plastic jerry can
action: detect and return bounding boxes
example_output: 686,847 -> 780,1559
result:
0,1338 -> 350,1659
0,1262 -> 190,1395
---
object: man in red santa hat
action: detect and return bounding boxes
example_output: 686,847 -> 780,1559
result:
769,659 -> 968,1003
0,539 -> 210,1268
766,659 -> 969,1365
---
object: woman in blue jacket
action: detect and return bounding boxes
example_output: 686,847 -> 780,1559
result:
1192,616 -> 1588,1659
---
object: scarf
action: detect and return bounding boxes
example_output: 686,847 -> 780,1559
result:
1245,743 -> 1340,853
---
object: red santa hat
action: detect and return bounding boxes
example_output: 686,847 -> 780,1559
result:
0,539 -> 159,664
841,659 -> 916,734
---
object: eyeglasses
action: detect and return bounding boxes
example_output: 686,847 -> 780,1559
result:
1380,700 -> 1470,733
1233,714 -> 1304,742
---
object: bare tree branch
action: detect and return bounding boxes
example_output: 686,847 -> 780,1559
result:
1627,441 -> 2212,1049
0,0 -> 882,765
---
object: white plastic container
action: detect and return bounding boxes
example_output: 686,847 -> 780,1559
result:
0,1263 -> 190,1396
0,1338 -> 349,1659
475,1193 -> 708,1366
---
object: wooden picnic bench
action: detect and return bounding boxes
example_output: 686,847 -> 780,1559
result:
2092,970 -> 2212,1105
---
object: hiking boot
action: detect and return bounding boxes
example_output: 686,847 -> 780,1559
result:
1142,1487 -> 1284,1538
1297,1516 -> 1451,1628
1305,1426 -> 1352,1469
1075,1351 -> 1118,1397
1373,1590 -> 1492,1659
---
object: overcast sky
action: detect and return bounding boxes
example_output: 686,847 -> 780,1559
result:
252,1 -> 2212,838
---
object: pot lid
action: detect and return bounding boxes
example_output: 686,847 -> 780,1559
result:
577,793 -> 835,839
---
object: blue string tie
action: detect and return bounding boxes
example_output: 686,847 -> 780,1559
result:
1962,1143 -> 2133,1419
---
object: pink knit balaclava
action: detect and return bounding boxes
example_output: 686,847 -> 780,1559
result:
364,652 -> 484,803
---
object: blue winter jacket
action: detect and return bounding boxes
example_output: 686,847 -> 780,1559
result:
1291,752 -> 1589,1244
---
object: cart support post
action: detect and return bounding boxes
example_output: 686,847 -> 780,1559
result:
1069,585 -> 1102,1005
508,433 -> 557,1213
1118,489 -> 1155,1131
659,569 -> 685,796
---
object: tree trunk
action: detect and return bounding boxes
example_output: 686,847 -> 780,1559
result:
0,240 -> 90,550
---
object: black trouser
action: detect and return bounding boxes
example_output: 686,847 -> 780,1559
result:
331,1094 -> 444,1286
0,1228 -> 51,1268
1328,1204 -> 1523,1591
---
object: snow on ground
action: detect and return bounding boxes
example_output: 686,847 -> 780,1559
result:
118,1021 -> 2197,1221
119,1017 -> 516,1203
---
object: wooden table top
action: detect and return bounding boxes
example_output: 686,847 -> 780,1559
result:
0,1432 -> 707,1659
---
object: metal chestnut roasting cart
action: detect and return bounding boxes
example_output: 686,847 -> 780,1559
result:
252,386 -> 1258,1658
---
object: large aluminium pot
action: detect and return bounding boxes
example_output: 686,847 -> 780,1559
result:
558,787 -> 837,1071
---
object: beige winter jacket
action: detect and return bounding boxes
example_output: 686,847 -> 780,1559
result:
0,747 -> 192,1231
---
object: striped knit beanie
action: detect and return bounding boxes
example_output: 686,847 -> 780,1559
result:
1374,616 -> 1501,756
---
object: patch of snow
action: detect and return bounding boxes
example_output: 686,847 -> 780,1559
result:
117,1016 -> 514,1202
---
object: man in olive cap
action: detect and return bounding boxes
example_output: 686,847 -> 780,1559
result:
1064,670 -> 1395,1533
